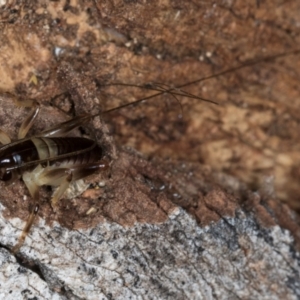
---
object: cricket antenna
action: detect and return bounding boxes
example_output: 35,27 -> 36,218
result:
101,48 -> 300,115
102,81 -> 218,115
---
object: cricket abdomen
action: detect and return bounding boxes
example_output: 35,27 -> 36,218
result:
0,137 -> 103,174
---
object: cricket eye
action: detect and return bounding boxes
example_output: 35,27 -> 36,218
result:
0,169 -> 12,181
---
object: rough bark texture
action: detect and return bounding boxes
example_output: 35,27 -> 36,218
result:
0,0 -> 300,299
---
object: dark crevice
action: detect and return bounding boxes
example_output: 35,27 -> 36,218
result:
6,245 -> 82,299
14,253 -> 46,282
0,241 -> 11,252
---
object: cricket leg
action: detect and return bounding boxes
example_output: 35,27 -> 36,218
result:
15,98 -> 90,139
40,114 -> 92,138
0,129 -> 11,145
11,205 -> 39,254
11,169 -> 41,253
15,99 -> 40,139
0,98 -> 39,144
36,161 -> 108,208
11,160 -> 108,252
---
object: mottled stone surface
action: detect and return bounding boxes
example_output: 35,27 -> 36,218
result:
1,203 -> 299,299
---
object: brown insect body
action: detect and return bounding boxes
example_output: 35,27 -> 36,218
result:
0,137 -> 103,182
0,106 -> 110,253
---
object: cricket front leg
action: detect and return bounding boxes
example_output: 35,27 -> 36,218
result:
36,161 -> 109,208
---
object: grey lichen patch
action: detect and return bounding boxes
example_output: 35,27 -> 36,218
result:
0,247 -> 61,299
0,203 -> 299,299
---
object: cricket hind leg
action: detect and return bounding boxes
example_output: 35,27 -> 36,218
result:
15,99 -> 40,139
11,172 -> 40,253
0,129 -> 11,145
12,96 -> 89,139
0,99 -> 40,145
11,205 -> 40,254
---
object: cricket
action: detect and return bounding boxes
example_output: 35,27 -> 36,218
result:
0,77 -> 211,253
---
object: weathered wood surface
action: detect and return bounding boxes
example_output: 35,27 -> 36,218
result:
0,0 -> 300,299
